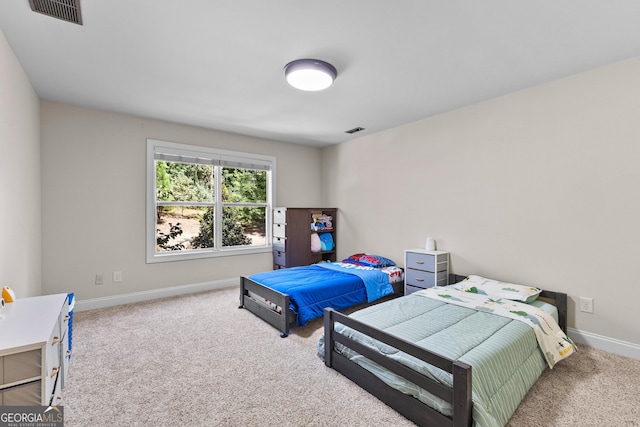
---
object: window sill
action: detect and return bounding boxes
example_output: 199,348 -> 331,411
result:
146,246 -> 272,264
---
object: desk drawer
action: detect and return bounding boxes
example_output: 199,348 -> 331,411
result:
1,350 -> 41,385
0,380 -> 41,405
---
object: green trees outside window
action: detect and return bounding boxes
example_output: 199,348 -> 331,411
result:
155,161 -> 267,252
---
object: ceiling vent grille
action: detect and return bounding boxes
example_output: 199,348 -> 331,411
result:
29,0 -> 83,25
345,127 -> 365,134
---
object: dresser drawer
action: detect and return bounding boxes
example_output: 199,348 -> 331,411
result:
273,236 -> 287,252
273,207 -> 287,224
1,350 -> 41,385
273,223 -> 286,238
273,250 -> 286,267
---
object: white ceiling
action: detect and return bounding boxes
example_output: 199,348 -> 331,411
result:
1,1 -> 640,148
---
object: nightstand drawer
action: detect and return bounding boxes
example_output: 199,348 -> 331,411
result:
406,269 -> 448,287
406,252 -> 448,272
405,269 -> 435,287
405,284 -> 428,296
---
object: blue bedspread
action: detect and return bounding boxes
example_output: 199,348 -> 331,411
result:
249,263 -> 394,327
316,262 -> 394,302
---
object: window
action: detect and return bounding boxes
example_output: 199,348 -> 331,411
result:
146,139 -> 275,263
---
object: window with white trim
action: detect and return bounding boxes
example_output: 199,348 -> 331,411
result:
146,139 -> 274,263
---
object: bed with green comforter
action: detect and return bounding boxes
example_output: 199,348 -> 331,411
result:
319,283 -> 573,427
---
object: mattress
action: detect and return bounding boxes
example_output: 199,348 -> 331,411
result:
249,262 -> 400,327
318,292 -> 561,427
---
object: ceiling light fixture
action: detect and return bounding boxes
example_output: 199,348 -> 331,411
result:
284,59 -> 337,91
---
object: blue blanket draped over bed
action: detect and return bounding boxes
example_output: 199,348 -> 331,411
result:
249,263 -> 394,327
316,262 -> 394,302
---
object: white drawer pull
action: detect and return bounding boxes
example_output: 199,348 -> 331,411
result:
415,261 -> 425,265
51,336 -> 60,345
416,277 -> 425,282
50,366 -> 59,378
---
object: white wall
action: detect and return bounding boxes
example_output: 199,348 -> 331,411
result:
40,102 -> 322,302
0,28 -> 41,298
323,57 -> 640,348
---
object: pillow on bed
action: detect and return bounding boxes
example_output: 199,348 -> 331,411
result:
342,253 -> 396,268
452,275 -> 542,303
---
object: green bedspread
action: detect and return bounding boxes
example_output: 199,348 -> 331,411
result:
318,291 -> 570,427
415,287 -> 575,368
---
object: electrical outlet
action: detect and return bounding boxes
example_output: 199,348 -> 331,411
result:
579,296 -> 594,313
95,274 -> 104,285
113,271 -> 122,283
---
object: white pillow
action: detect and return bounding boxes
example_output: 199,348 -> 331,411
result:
452,275 -> 542,303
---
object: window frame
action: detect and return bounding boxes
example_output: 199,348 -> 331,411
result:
146,139 -> 275,263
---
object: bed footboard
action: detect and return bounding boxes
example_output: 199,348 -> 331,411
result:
239,276 -> 296,337
323,308 -> 472,427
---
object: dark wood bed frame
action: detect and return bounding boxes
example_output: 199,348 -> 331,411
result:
322,274 -> 568,427
239,275 -> 404,338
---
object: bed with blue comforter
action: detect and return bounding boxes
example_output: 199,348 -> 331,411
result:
239,257 -> 403,337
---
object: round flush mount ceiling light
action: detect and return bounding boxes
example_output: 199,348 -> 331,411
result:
284,59 -> 337,91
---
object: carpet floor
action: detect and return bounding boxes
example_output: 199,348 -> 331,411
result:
62,287 -> 639,426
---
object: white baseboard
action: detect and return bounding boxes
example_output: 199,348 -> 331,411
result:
568,327 -> 640,360
73,278 -> 238,312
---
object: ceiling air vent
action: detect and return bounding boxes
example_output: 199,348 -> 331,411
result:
345,127 -> 365,134
29,0 -> 83,25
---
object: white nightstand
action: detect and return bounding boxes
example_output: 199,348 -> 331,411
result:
404,249 -> 449,295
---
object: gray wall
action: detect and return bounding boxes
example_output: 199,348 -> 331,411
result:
322,57 -> 640,347
0,28 -> 41,298
40,101 -> 323,301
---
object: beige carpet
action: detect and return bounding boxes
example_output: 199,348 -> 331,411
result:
63,287 -> 639,426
